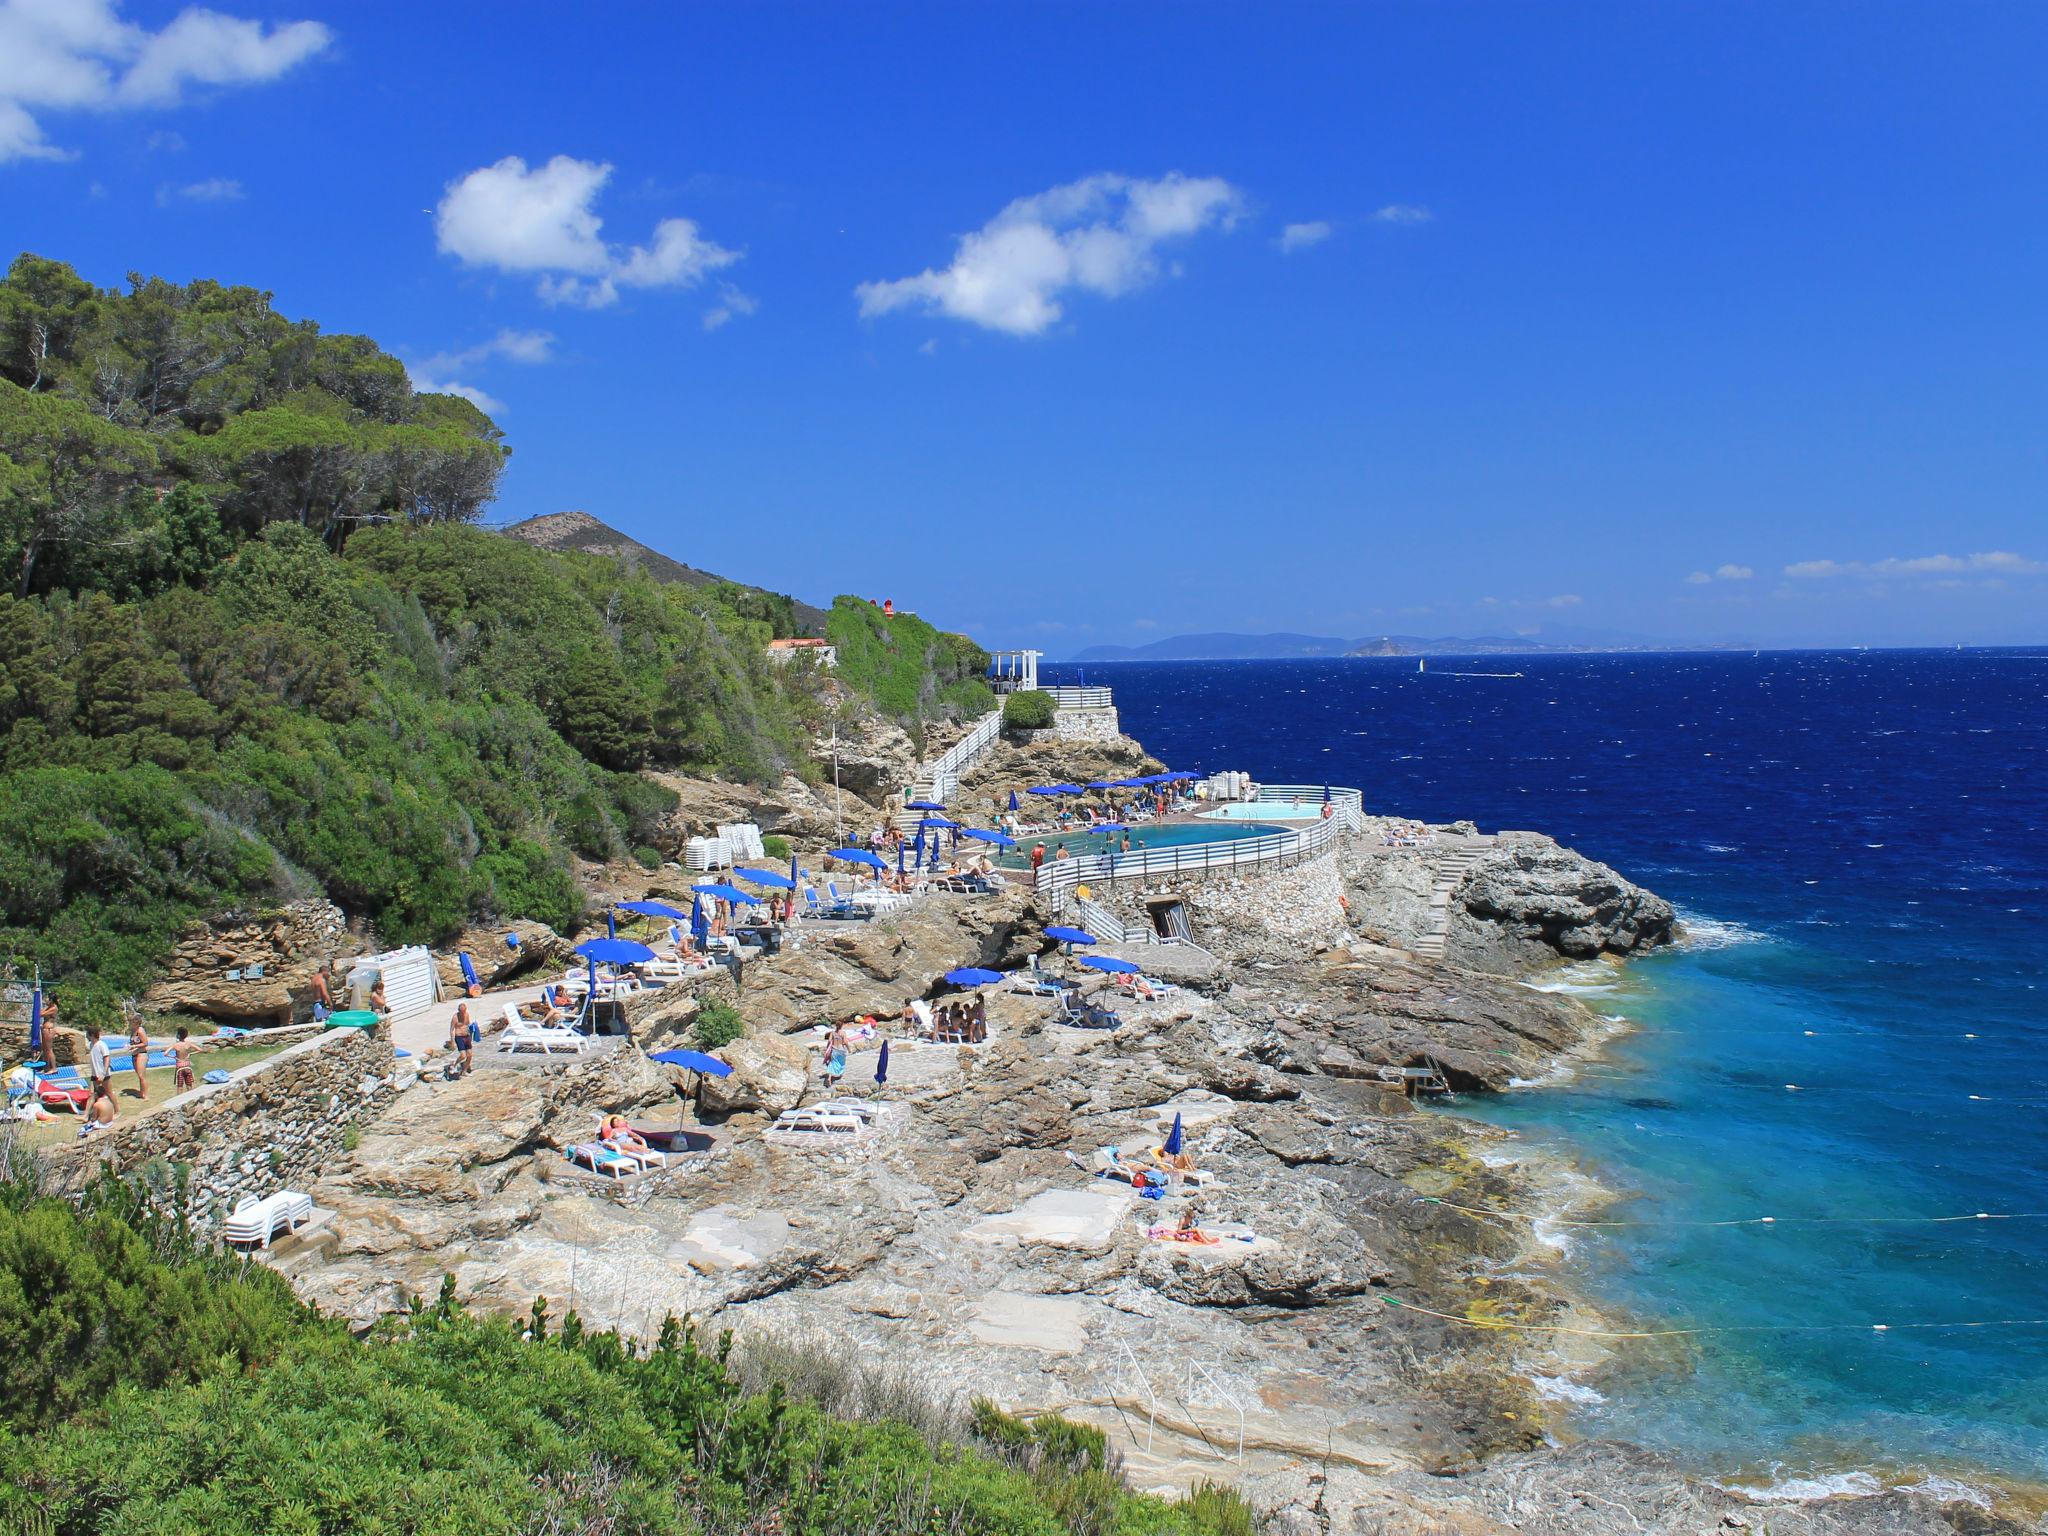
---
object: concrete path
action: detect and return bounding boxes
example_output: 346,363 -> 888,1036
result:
387,983 -> 548,1060
1411,833 -> 1497,960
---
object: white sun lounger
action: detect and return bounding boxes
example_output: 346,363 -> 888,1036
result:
499,1019 -> 589,1055
566,1142 -> 633,1179
222,1189 -> 312,1248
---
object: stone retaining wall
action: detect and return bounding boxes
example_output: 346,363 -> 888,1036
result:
1051,705 -> 1121,742
1086,854 -> 1351,964
41,1024 -> 399,1228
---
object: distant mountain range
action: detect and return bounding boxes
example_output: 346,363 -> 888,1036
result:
503,510 -> 830,634
1070,627 -> 1730,661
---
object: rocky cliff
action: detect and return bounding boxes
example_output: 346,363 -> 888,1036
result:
1447,833 -> 1677,972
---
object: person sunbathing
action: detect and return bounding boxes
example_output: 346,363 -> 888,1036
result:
598,1114 -> 647,1152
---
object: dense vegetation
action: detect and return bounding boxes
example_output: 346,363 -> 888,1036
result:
0,1168 -> 1257,1535
1002,689 -> 1057,730
0,255 -> 989,1018
827,596 -> 993,734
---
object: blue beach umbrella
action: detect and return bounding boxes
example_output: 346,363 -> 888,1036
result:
1008,790 -> 1020,812
1086,780 -> 1122,790
607,909 -> 617,939
918,817 -> 960,829
27,981 -> 42,1055
1026,785 -> 1066,797
945,967 -> 1004,987
1080,955 -> 1141,975
1044,926 -> 1096,947
790,849 -> 801,889
695,883 -> 762,907
907,799 -> 947,812
1323,784 -> 1333,804
828,847 -> 886,870
649,1048 -> 734,1078
960,829 -> 1016,849
1093,824 -> 1126,836
874,1038 -> 890,1086
897,842 -> 907,876
1164,1112 -> 1184,1157
733,868 -> 796,890
690,894 -> 709,944
575,938 -> 656,966
618,900 -> 689,919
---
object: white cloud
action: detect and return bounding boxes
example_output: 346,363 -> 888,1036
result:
1688,562 -> 1754,585
701,282 -> 757,332
1372,203 -> 1434,225
856,171 -> 1242,336
1279,220 -> 1332,253
0,0 -> 329,164
1784,551 -> 2044,580
155,174 -> 240,205
1546,593 -> 1583,608
436,154 -> 739,310
407,328 -> 555,414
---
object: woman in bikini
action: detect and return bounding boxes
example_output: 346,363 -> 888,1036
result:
171,1027 -> 196,1094
126,1010 -> 150,1100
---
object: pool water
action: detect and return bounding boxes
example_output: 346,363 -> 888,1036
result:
1201,801 -> 1326,821
999,818 -> 1291,865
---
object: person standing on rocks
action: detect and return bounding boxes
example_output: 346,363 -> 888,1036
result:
448,1002 -> 475,1077
822,1022 -> 850,1087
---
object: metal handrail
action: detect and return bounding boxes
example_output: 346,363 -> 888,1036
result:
1033,805 -> 1349,895
1043,685 -> 1114,709
921,711 -> 1002,803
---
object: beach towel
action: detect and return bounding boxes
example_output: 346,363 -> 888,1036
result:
202,1069 -> 231,1085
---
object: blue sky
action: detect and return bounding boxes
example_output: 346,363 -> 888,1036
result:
6,2 -> 2046,651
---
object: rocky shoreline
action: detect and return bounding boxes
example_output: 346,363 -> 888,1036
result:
265,727 -> 2033,1536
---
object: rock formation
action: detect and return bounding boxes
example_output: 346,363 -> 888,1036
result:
1447,833 -> 1677,972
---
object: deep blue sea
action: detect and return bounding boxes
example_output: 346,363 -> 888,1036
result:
1043,651 -> 2048,1493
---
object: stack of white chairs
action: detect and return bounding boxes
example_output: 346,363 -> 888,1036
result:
222,1189 -> 312,1249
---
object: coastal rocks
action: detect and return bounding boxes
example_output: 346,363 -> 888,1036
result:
1446,833 -> 1677,973
953,731 -> 1163,813
648,768 -> 848,847
433,920 -> 568,996
732,885 -> 1047,1032
141,898 -> 364,1025
697,1032 -> 810,1118
813,711 -> 921,806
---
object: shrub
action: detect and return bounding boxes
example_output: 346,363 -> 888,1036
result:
632,845 -> 662,869
1002,689 -> 1056,731
693,998 -> 745,1049
761,833 -> 792,861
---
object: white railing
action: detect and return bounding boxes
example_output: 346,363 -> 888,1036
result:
1044,685 -> 1114,710
1255,782 -> 1365,830
922,711 -> 1001,803
1034,804 -> 1350,896
1072,894 -> 1132,943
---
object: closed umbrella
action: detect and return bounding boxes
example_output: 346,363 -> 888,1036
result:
1164,1111 -> 1184,1157
897,842 -> 907,876
27,980 -> 42,1056
874,1038 -> 890,1086
607,909 -> 617,939
1323,784 -> 1333,804
1008,790 -> 1020,812
690,894 -> 709,945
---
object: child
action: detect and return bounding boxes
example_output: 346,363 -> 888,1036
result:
172,1027 -> 195,1093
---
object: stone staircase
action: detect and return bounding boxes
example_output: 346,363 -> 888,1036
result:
890,711 -> 1002,834
1411,835 -> 1497,961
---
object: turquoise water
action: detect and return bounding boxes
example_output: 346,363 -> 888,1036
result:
998,818 -> 1290,866
1201,802 -> 1325,821
1057,651 -> 2048,1491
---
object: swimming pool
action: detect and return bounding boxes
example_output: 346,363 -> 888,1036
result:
999,818 -> 1294,866
1200,801 -> 1326,821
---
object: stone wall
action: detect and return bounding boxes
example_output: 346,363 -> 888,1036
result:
1085,853 -> 1351,964
41,1024 -> 399,1228
1051,705 -> 1121,742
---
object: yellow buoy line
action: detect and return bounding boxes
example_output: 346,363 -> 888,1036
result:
1380,1294 -> 2048,1341
1418,1195 -> 2048,1229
